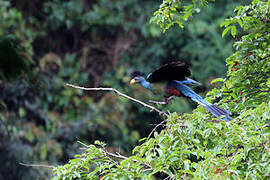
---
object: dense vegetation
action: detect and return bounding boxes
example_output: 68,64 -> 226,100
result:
0,0 -> 269,179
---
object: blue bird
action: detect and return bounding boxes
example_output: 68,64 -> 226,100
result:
130,62 -> 232,121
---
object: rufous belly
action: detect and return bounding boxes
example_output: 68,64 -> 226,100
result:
165,86 -> 184,97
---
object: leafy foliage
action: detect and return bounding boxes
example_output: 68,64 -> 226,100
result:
151,0 -> 215,32
51,0 -> 270,179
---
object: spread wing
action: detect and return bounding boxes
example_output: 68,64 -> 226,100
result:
147,61 -> 191,83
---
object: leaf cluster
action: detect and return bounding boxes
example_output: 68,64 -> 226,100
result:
151,0 -> 215,32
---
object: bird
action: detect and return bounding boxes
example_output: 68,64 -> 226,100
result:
129,61 -> 232,121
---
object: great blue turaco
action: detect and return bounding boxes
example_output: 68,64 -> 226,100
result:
130,61 -> 232,121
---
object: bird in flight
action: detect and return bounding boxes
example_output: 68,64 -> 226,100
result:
130,61 -> 232,121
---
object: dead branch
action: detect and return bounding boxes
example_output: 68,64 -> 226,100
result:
19,162 -> 54,169
65,83 -> 169,117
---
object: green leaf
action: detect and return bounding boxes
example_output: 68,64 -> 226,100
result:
222,26 -> 232,37
220,20 -> 231,27
211,78 -> 224,84
231,25 -> 237,37
237,19 -> 243,28
192,139 -> 200,144
184,160 -> 190,170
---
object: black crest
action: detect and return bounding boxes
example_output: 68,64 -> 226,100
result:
131,71 -> 144,79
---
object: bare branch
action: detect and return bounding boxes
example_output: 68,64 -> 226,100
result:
19,162 -> 54,169
104,151 -> 128,160
149,100 -> 167,105
149,96 -> 175,105
77,140 -> 90,148
65,83 -> 169,117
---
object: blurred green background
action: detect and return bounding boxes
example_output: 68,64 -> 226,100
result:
0,0 -> 250,179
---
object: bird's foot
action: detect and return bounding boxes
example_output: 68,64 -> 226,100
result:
165,96 -> 175,102
149,100 -> 167,105
149,96 -> 175,105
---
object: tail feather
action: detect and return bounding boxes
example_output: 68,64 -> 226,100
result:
212,105 -> 232,115
205,104 -> 232,121
204,105 -> 222,119
210,105 -> 228,116
191,98 -> 232,121
170,81 -> 232,121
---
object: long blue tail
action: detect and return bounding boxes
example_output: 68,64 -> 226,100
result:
171,81 -> 232,121
204,104 -> 232,121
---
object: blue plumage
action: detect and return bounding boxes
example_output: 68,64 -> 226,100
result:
168,81 -> 209,105
130,61 -> 232,121
169,81 -> 232,121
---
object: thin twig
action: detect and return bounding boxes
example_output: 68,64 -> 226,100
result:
141,168 -> 153,172
105,151 -> 128,160
149,96 -> 175,105
149,100 -> 167,105
77,140 -> 89,148
230,144 -> 242,156
65,83 -> 169,117
19,162 -> 54,169
147,120 -> 168,140
222,144 -> 243,172
245,90 -> 270,96
225,145 -> 229,158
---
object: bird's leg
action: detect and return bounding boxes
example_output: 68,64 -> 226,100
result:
149,100 -> 167,105
166,96 -> 175,102
149,96 -> 175,105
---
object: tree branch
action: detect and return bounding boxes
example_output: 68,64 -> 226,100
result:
149,96 -> 175,105
147,119 -> 168,140
245,90 -> 270,96
65,83 -> 169,117
222,144 -> 243,171
19,162 -> 54,169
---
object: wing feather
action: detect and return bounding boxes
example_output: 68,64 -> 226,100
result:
147,61 -> 191,83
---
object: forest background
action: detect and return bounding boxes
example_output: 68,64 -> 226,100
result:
0,0 -> 269,179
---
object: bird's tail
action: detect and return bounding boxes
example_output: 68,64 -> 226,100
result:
171,81 -> 232,121
204,104 -> 232,121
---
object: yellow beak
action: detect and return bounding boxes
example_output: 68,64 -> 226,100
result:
130,79 -> 136,85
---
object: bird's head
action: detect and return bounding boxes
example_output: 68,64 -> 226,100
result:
130,71 -> 145,85
130,71 -> 152,91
